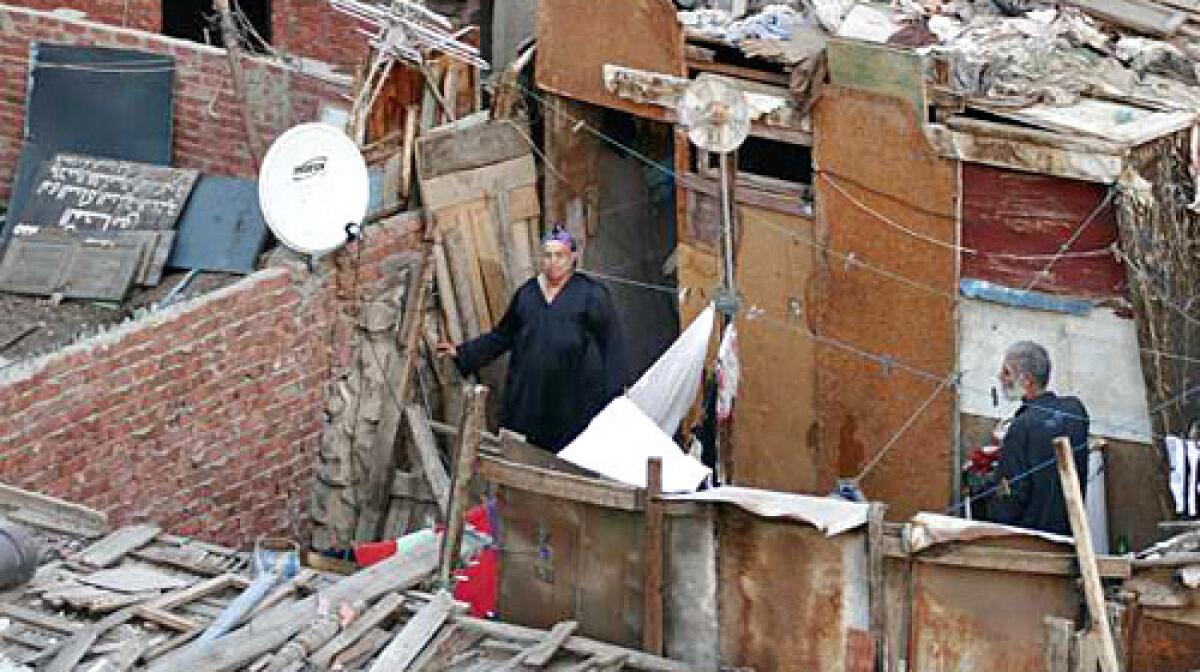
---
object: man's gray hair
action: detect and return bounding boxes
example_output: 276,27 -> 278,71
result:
1005,341 -> 1051,388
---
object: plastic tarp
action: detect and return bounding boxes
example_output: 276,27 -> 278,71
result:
668,486 -> 870,536
558,396 -> 712,493
627,304 -> 715,437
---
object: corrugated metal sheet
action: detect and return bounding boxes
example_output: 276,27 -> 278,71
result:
961,163 -> 1125,299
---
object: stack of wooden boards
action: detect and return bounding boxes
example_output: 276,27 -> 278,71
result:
0,510 -> 689,671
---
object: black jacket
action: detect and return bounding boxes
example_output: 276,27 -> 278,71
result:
990,392 -> 1089,535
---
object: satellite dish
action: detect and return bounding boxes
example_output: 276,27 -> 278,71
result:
258,122 -> 370,256
679,75 -> 751,154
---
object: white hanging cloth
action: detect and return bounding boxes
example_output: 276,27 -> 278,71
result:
627,304 -> 715,437
558,396 -> 712,493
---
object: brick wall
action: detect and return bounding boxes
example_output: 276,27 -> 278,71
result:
271,0 -> 367,72
0,213 -> 424,548
7,0 -> 159,32
0,3 -> 352,202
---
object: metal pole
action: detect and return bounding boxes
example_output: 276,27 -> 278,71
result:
716,150 -> 737,485
718,152 -> 737,297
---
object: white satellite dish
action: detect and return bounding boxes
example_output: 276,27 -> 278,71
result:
258,122 -> 370,256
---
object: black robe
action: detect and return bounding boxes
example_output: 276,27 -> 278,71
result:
453,273 -> 628,451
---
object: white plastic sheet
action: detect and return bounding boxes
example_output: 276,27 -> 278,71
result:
627,304 -> 715,437
559,396 -> 712,493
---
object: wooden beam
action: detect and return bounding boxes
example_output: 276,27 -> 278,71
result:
367,590 -> 454,672
1053,436 -> 1120,672
310,592 -> 405,668
0,482 -> 108,538
479,455 -> 643,511
405,403 -> 452,517
45,604 -> 139,672
75,524 -> 160,568
1044,616 -> 1073,672
642,457 -> 664,656
883,536 -> 1132,579
438,384 -> 488,587
868,502 -> 888,671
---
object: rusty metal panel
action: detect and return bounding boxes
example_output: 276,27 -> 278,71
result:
1130,611 -> 1200,672
731,205 -> 819,492
812,87 -> 958,519
718,506 -> 871,671
536,0 -> 684,121
496,485 -> 645,648
962,163 -> 1125,299
908,555 -> 1077,671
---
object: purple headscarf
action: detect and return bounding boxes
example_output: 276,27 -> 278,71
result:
542,225 -> 576,251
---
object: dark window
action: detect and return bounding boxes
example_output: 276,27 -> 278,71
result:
163,0 -> 272,50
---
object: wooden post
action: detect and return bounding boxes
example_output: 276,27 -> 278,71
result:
438,384 -> 488,588
1053,437 -> 1121,672
868,502 -> 888,671
213,0 -> 265,166
642,457 -> 664,656
1044,616 -> 1073,672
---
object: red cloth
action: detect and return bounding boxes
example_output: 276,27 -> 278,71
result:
352,505 -> 498,618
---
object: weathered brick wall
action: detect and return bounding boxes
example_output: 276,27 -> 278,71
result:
0,3 -> 351,202
0,213 -> 424,547
7,0 -> 159,32
271,0 -> 367,72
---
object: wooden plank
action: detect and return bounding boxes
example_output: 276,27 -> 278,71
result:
332,627 -> 392,670
399,105 -> 419,201
1053,436 -> 1120,672
150,573 -> 249,611
0,482 -> 109,537
136,605 -> 200,632
148,531 -> 440,672
421,156 -> 537,212
438,384 -> 488,587
405,403 -> 451,517
109,632 -> 152,671
479,455 -> 643,511
0,603 -> 79,635
75,524 -> 160,568
883,536 -> 1132,579
643,457 -> 665,656
442,221 -> 482,338
367,590 -> 454,672
868,502 -> 888,671
310,592 -> 405,668
452,615 -> 689,671
45,604 -> 139,672
418,120 -> 532,181
1044,616 -> 1073,672
525,620 -> 579,666
433,238 -> 465,344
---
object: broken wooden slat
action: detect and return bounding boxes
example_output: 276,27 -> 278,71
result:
562,651 -> 630,672
75,524 -> 160,568
404,403 -> 451,517
77,565 -> 191,594
524,620 -> 579,667
1053,437 -> 1120,672
332,627 -> 392,670
0,482 -> 109,538
433,237 -> 465,344
479,455 -> 642,511
868,502 -> 888,672
136,605 -> 201,632
438,384 -> 488,587
0,603 -> 80,635
44,603 -> 140,672
108,632 -> 152,672
245,569 -> 316,622
453,615 -> 689,671
310,592 -> 406,668
643,456 -> 665,656
367,590 -> 455,672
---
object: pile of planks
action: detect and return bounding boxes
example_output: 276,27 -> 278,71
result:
0,508 -> 690,671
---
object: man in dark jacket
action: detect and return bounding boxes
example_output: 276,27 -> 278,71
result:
437,227 -> 627,452
990,341 -> 1089,535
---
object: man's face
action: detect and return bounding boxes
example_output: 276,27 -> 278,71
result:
541,241 -> 574,282
998,359 -> 1024,401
